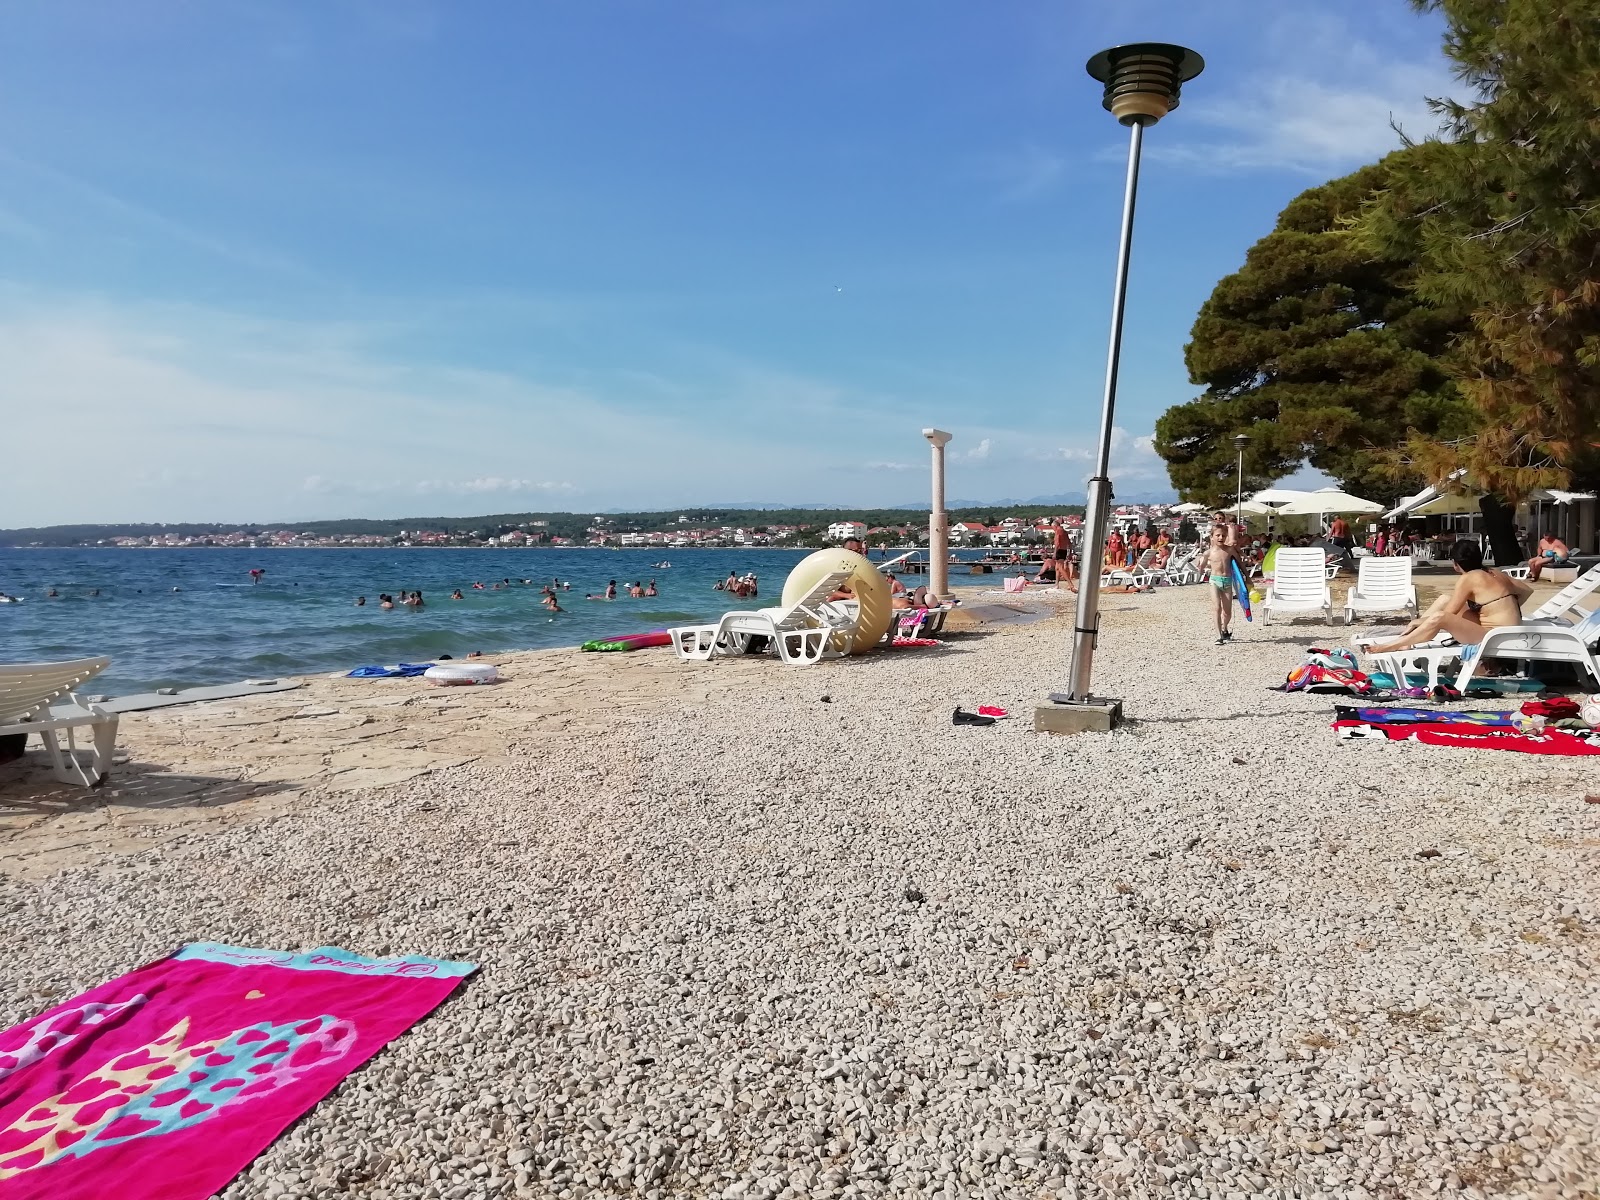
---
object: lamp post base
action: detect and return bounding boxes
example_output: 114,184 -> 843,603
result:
1034,695 -> 1124,734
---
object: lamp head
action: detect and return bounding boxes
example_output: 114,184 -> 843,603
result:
922,428 -> 953,448
1086,43 -> 1204,127
1233,433 -> 1251,450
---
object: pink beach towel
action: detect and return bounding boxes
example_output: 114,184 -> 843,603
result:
0,942 -> 476,1200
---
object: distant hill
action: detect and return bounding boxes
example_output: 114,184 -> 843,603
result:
0,500 -> 1119,547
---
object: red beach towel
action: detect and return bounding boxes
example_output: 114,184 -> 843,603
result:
1333,720 -> 1600,756
0,942 -> 475,1200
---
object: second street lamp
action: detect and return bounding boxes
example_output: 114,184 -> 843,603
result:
1234,433 -> 1251,526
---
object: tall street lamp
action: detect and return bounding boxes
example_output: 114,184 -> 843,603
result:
922,428 -> 952,600
1234,433 -> 1250,526
1039,42 -> 1204,735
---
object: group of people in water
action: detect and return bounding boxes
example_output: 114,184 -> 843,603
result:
584,579 -> 659,601
714,571 -> 759,599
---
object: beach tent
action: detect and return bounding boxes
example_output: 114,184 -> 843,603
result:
1274,487 -> 1384,516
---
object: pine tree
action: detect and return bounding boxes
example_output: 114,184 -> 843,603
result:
1361,0 -> 1600,561
1156,153 -> 1475,507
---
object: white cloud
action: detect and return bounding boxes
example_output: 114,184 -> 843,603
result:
861,461 -> 916,472
414,478 -> 574,495
1024,427 -> 1165,484
960,438 -> 992,462
1143,15 -> 1456,175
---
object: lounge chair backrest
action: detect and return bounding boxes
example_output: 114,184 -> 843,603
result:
0,657 -> 110,723
1354,555 -> 1412,596
771,570 -> 855,630
1272,548 -> 1328,600
1527,563 -> 1600,621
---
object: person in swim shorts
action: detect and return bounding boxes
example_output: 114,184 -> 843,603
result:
1199,524 -> 1248,644
1527,533 -> 1573,581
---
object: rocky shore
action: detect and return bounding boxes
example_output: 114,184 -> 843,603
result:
2,589 -> 1596,1198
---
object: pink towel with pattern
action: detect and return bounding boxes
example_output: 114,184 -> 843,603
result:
0,942 -> 475,1199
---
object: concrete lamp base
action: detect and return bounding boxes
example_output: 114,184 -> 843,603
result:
1034,695 -> 1124,735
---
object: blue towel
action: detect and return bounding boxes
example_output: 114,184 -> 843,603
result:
347,662 -> 434,678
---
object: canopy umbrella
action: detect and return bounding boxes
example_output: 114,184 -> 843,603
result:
1274,487 -> 1384,516
1248,488 -> 1313,506
1167,501 -> 1208,514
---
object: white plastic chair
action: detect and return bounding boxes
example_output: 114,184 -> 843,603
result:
1344,557 -> 1418,624
1452,607 -> 1600,691
0,657 -> 120,787
1362,565 -> 1600,685
1261,548 -> 1333,625
669,571 -> 856,666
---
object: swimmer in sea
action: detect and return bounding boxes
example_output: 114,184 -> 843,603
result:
380,594 -> 394,610
411,590 -> 425,608
89,589 -> 100,597
586,579 -> 618,601
628,582 -> 644,598
451,589 -> 465,600
645,579 -> 657,597
356,595 -> 366,606
46,588 -> 59,598
543,593 -> 563,613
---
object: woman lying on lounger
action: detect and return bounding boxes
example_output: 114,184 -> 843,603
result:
1367,541 -> 1530,654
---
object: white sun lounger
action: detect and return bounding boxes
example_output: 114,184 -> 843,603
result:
1450,606 -> 1600,691
1343,557 -> 1418,624
1261,547 -> 1333,625
670,570 -> 857,666
0,657 -> 120,787
1361,564 -> 1600,685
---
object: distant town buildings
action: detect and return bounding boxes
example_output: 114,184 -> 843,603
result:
72,503 -> 1187,551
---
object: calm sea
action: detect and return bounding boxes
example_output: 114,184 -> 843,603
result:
0,547 -> 1002,694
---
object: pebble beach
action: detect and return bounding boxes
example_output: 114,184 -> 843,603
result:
2,588 -> 1598,1199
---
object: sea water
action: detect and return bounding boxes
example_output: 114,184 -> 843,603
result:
0,547 -> 1000,694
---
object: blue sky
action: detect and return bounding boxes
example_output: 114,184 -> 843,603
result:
1,0 -> 1453,524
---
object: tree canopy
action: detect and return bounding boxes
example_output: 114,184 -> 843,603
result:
1154,153 -> 1476,507
1359,0 -> 1600,505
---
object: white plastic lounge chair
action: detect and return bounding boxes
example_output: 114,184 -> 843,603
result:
0,657 -> 120,787
1361,565 -> 1600,686
1260,547 -> 1333,625
1105,549 -> 1156,588
1526,563 -> 1600,621
670,570 -> 856,666
1451,606 -> 1600,691
1343,557 -> 1418,624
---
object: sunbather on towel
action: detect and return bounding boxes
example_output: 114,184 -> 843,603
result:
1367,541 -> 1530,654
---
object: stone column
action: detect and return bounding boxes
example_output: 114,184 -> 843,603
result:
923,429 -> 952,600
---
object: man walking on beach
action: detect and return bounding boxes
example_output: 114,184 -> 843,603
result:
1199,524 -> 1247,645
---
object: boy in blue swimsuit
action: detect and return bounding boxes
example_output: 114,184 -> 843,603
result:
1200,523 -> 1248,644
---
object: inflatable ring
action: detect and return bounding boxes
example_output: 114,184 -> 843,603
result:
423,662 -> 499,685
781,548 -> 893,654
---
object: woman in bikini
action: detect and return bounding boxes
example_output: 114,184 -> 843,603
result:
1367,541 -> 1529,654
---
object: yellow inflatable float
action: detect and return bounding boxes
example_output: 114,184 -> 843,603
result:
780,548 -> 893,655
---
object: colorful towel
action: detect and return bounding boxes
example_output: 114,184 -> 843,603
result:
0,943 -> 475,1200
1333,705 -> 1519,727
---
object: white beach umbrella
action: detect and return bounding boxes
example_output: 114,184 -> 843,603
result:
1274,487 -> 1384,516
1247,488 -> 1313,506
1168,501 -> 1208,513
